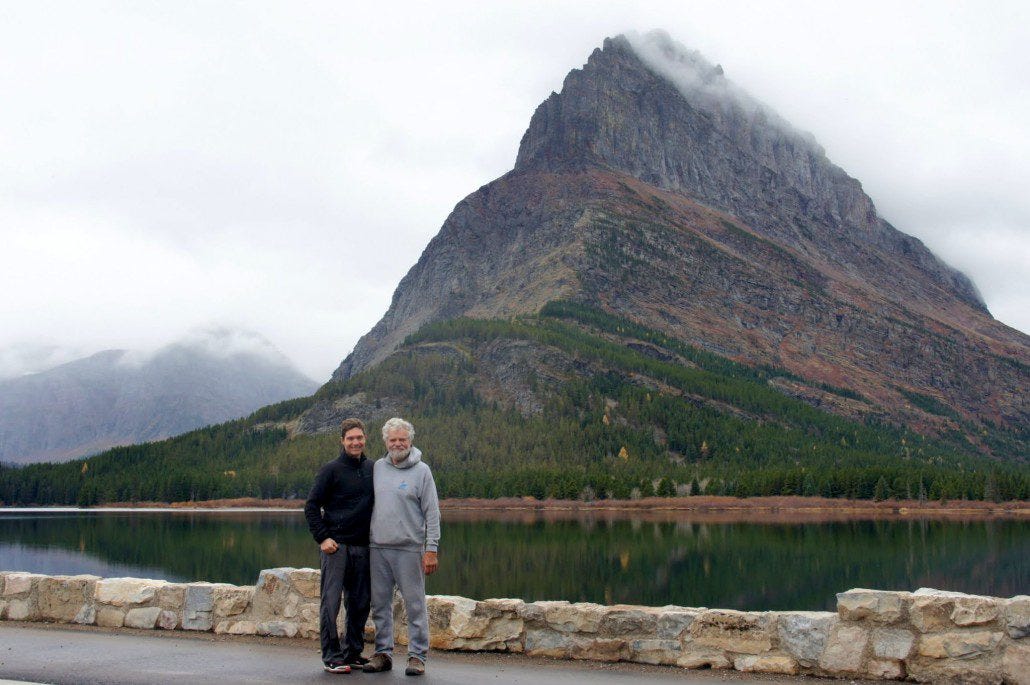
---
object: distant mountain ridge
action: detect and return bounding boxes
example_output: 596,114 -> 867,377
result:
0,331 -> 317,464
332,31 -> 1027,442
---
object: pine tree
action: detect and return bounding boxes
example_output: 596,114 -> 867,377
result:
984,472 -> 999,503
873,476 -> 890,502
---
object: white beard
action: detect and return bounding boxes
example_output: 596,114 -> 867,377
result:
388,447 -> 411,463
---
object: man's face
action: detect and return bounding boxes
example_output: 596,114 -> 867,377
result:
386,429 -> 411,454
341,428 -> 366,458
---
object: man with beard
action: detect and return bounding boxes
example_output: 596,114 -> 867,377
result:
304,417 -> 374,674
362,417 -> 440,677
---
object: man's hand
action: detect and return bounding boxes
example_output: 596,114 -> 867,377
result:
422,550 -> 438,575
320,538 -> 339,554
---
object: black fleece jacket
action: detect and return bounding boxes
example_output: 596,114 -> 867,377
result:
304,451 -> 374,545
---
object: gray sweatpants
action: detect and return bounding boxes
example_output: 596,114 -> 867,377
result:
370,547 -> 428,662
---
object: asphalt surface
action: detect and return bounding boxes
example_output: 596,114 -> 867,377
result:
0,623 -> 868,685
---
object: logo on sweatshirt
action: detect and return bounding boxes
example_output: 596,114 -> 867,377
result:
398,482 -> 408,490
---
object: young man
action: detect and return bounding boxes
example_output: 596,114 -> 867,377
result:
363,417 -> 440,676
304,417 -> 375,674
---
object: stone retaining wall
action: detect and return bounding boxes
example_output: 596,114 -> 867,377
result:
1,569 -> 1025,683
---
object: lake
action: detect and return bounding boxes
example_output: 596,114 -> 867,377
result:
0,509 -> 1025,611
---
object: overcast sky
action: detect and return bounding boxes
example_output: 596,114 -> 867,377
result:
2,1 -> 1027,381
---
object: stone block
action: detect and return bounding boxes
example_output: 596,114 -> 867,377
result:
94,578 -> 164,607
906,660 -> 1004,685
429,595 -> 475,627
690,610 -> 773,654
0,599 -> 6,618
657,609 -> 699,639
2,572 -> 40,597
836,589 -> 906,624
544,602 -> 606,633
871,627 -> 915,660
627,638 -> 681,665
909,588 -> 1001,632
909,592 -> 955,633
256,621 -> 298,638
38,575 -> 98,623
518,600 -> 563,624
1004,595 -> 1029,639
297,619 -> 319,640
182,583 -> 214,631
917,631 -> 1003,660
156,584 -> 186,610
96,607 -> 125,628
866,658 -> 905,680
429,595 -> 524,651
157,610 -> 179,630
733,655 -> 798,675
251,568 -> 293,619
570,636 -> 626,662
775,611 -> 836,666
124,606 -> 163,629
287,569 -> 320,599
599,607 -> 658,637
216,620 -> 258,635
951,597 -> 1001,626
392,594 -> 409,644
952,597 -> 1002,627
281,593 -> 301,619
213,585 -> 253,618
819,625 -> 869,674
1002,642 -> 1029,685
74,604 -> 96,625
297,601 -> 318,624
6,599 -> 36,621
524,628 -> 571,658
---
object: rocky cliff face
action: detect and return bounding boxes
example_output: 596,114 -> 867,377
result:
333,32 -> 1028,440
515,33 -> 985,315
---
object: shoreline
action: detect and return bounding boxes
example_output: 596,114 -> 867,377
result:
3,495 -> 1027,522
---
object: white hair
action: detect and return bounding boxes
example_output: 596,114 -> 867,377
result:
381,417 -> 414,441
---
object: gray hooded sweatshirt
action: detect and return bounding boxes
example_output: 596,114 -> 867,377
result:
369,446 -> 441,553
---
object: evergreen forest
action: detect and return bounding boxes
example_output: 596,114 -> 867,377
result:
2,302 -> 1026,506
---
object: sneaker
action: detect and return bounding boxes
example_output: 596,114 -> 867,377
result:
363,653 -> 393,673
405,657 -> 425,676
343,654 -> 369,667
323,660 -> 352,674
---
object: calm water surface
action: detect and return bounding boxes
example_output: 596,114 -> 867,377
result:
0,510 -> 1025,611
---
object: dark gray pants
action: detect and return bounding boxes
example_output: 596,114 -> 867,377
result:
319,544 -> 370,663
370,547 -> 428,662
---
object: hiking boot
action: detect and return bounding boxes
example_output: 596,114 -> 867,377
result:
323,660 -> 351,674
363,653 -> 392,673
405,657 -> 425,676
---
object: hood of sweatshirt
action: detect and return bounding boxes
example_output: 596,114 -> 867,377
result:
386,445 -> 422,469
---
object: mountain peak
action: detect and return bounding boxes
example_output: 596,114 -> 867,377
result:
331,32 -> 1026,441
0,331 -> 317,463
514,32 -> 985,313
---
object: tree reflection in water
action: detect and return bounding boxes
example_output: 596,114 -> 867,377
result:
0,510 -> 1025,611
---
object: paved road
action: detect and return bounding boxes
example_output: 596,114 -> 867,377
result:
0,624 -> 854,685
